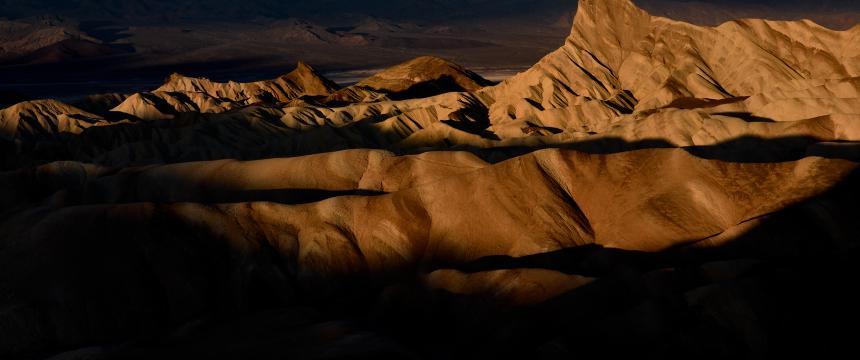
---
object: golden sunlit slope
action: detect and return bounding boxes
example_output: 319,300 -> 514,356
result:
2,148 -> 858,356
483,0 -> 860,137
10,0 -> 855,155
156,61 -> 340,101
0,99 -> 107,141
110,62 -> 340,120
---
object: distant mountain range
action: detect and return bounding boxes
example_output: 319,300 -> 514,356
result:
1,0 -> 859,100
2,0 -> 859,27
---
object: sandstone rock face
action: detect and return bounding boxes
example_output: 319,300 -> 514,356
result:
0,100 -> 107,141
2,1 -> 859,358
110,62 -> 341,120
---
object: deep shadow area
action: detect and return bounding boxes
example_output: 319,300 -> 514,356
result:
712,112 -> 776,123
0,57 -> 287,100
3,96 -> 860,359
458,135 -> 860,164
1,164 -> 857,360
489,166 -> 860,359
662,96 -> 750,110
445,244 -> 668,277
371,75 -> 478,101
79,21 -> 133,44
0,91 -> 32,109
1,40 -> 134,67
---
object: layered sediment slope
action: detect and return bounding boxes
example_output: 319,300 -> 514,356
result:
2,0 -> 860,359
110,62 -> 340,120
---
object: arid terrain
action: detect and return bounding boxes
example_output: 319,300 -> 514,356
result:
2,0 -> 859,100
2,0 -> 860,359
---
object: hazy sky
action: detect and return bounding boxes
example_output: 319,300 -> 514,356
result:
2,0 -> 859,24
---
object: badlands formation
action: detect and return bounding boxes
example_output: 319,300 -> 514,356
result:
1,0 -> 860,358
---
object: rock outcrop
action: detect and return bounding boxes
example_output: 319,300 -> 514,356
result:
111,62 -> 340,120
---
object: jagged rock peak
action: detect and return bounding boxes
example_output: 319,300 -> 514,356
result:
283,60 -> 341,94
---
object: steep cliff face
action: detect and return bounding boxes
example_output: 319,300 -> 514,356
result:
484,0 -> 860,138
